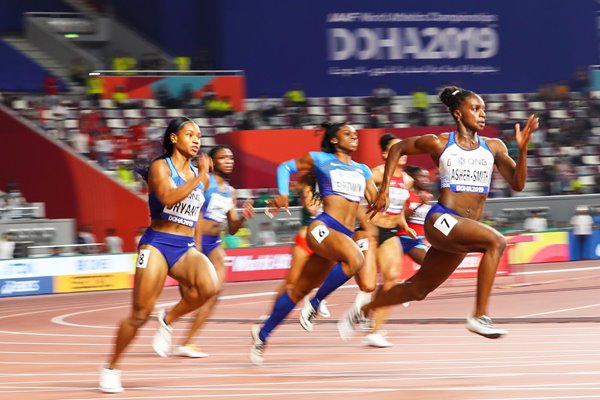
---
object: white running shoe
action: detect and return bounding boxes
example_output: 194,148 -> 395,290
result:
318,299 -> 331,319
466,315 -> 507,339
152,309 -> 173,357
364,332 -> 392,348
299,297 -> 317,332
175,344 -> 209,358
249,325 -> 266,366
337,295 -> 371,341
99,367 -> 123,393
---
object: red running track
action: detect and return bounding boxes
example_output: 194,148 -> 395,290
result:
0,260 -> 599,400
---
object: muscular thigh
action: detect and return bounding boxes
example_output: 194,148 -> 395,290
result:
170,248 -> 218,289
305,221 -> 363,266
133,245 -> 169,307
425,212 -> 503,254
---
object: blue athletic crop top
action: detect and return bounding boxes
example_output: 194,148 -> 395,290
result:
438,132 -> 494,194
201,173 -> 234,223
148,157 -> 206,228
310,151 -> 372,203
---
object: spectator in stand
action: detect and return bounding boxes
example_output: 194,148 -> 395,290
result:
115,162 -> 136,189
539,165 -> 558,196
368,83 -> 396,110
86,74 -> 104,106
284,85 -> 307,108
94,132 -> 114,169
179,84 -> 195,108
367,110 -> 384,128
70,127 -> 90,158
237,111 -> 261,130
77,224 -> 97,254
4,180 -> 26,218
572,66 -> 590,93
410,87 -> 430,126
257,95 -> 279,123
154,84 -> 173,108
50,101 -> 68,140
104,227 -> 124,253
570,206 -> 594,260
201,85 -> 216,106
0,232 -> 15,259
43,74 -> 60,107
523,210 -> 548,232
173,56 -> 191,71
69,58 -> 88,86
112,85 -> 135,109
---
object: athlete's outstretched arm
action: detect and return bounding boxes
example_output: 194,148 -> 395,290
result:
267,153 -> 314,217
369,135 -> 436,218
494,114 -> 538,191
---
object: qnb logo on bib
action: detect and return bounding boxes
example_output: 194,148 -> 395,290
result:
330,169 -> 365,200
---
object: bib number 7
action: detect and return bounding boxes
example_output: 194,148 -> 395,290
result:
433,213 -> 458,236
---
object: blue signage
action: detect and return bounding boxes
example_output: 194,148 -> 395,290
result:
216,0 -> 598,97
0,276 -> 53,297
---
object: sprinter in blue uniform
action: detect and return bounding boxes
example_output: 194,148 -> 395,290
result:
340,86 -> 539,341
249,122 -> 378,365
175,145 -> 254,358
100,117 -> 218,393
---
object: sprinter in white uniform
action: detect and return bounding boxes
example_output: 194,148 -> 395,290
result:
339,86 -> 539,340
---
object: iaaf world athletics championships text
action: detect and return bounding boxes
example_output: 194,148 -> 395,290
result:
328,65 -> 501,77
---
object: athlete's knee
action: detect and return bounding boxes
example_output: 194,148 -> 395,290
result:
130,307 -> 152,327
356,279 -> 376,293
489,232 -> 506,254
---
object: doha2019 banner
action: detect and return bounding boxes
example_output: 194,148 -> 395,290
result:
216,0 -> 598,97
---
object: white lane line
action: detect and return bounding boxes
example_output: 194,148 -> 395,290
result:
511,266 -> 600,275
518,303 -> 600,318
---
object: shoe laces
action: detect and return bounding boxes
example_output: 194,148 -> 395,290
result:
253,341 -> 265,354
478,315 -> 493,327
306,305 -> 317,322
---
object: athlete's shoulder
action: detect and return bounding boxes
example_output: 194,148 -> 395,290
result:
308,151 -> 327,163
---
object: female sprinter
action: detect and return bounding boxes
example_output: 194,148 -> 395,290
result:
398,165 -> 434,265
175,145 -> 255,358
339,86 -> 538,340
270,172 -> 331,320
249,122 -> 377,365
99,117 -> 218,393
357,133 -> 416,348
301,133 -> 414,344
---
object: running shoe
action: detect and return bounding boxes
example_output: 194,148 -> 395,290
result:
175,344 -> 209,358
318,299 -> 331,319
337,296 -> 371,341
466,315 -> 507,339
364,331 -> 392,348
152,309 -> 173,357
249,325 -> 266,366
99,367 -> 123,393
299,297 -> 317,332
